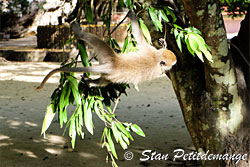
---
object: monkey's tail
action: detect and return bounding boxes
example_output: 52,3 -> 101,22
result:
36,66 -> 109,91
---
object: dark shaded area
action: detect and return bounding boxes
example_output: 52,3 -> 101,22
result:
37,25 -> 72,49
230,6 -> 250,137
43,52 -> 70,62
0,1 -> 38,38
231,6 -> 249,92
66,0 -> 84,23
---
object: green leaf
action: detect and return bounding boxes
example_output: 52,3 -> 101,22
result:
100,127 -> 107,144
116,122 -> 134,141
50,88 -> 59,101
76,104 -> 83,139
59,109 -> 64,128
78,105 -> 83,127
122,37 -> 129,53
104,142 -> 111,151
66,37 -> 74,45
59,84 -> 67,128
191,33 -> 206,43
121,133 -> 130,145
173,29 -> 179,38
62,106 -> 78,136
112,160 -> 118,167
78,41 -> 90,78
185,39 -> 195,56
89,96 -> 95,110
78,41 -> 90,67
59,82 -> 68,112
159,9 -> 169,22
110,38 -> 121,50
131,124 -> 145,137
104,114 -> 112,122
164,7 -> 176,22
199,45 -> 213,62
174,30 -> 184,52
126,40 -> 138,52
187,33 -> 213,62
94,100 -> 105,121
187,34 -> 199,51
63,108 -> 67,123
75,115 -> 79,135
148,7 -> 162,32
186,27 -> 202,35
139,18 -> 151,43
176,34 -> 182,52
50,88 -> 60,112
109,39 -> 115,49
205,43 -> 211,51
78,41 -> 90,77
119,134 -> 128,150
67,76 -> 81,105
64,82 -> 71,107
111,122 -> 120,143
69,90 -> 75,105
95,96 -> 104,100
173,24 -> 183,30
107,129 -> 118,159
41,104 -> 56,136
123,0 -> 132,10
83,100 -> 94,135
195,50 -> 204,62
86,5 -> 93,23
69,119 -> 76,149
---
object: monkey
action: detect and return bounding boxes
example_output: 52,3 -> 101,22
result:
36,12 -> 177,90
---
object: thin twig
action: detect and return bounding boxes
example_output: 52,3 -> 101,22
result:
110,12 -> 129,35
112,94 -> 121,114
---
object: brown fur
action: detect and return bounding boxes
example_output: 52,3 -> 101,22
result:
107,48 -> 176,85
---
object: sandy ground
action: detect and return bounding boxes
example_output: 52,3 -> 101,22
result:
0,61 -> 198,167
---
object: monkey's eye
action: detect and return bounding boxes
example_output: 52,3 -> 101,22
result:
160,61 -> 166,65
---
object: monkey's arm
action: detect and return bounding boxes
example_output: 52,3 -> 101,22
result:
71,22 -> 116,64
127,11 -> 148,48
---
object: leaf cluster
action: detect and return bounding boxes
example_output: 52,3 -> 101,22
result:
142,5 -> 213,62
172,25 -> 213,62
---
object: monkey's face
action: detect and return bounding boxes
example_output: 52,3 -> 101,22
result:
158,49 -> 177,73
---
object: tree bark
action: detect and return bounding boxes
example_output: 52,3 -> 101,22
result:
166,0 -> 250,166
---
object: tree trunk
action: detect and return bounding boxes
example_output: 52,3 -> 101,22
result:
167,0 -> 249,166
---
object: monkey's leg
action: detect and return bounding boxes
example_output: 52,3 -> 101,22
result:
86,78 -> 111,87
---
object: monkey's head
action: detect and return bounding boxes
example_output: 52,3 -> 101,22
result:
157,49 -> 177,73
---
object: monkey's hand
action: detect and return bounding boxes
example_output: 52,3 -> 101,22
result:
127,10 -> 136,20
